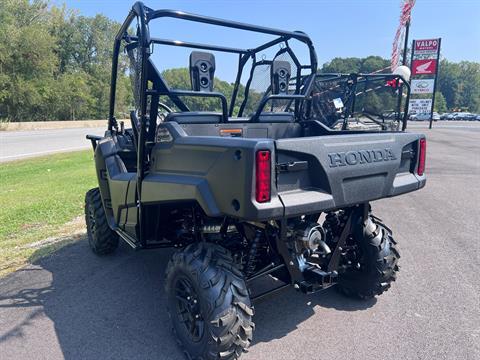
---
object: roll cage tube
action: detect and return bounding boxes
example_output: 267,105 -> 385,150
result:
108,2 -> 152,244
108,1 -> 318,244
312,73 -> 411,131
109,1 -> 318,130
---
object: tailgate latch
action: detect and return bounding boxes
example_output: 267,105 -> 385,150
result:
276,161 -> 308,173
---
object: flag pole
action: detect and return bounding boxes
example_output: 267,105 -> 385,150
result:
402,20 -> 410,65
396,19 -> 410,121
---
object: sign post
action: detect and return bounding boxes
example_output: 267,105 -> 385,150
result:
409,38 -> 441,129
429,38 -> 441,129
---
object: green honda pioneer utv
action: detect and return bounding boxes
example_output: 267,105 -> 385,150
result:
85,2 -> 426,359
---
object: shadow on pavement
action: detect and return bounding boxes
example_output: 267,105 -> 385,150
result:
0,236 -> 374,359
251,281 -> 376,346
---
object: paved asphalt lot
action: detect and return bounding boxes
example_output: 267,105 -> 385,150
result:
0,122 -> 479,360
0,127 -> 105,162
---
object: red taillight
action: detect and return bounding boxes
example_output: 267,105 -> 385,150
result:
255,150 -> 271,203
417,138 -> 426,176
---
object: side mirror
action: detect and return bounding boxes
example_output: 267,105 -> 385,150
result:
189,51 -> 215,92
271,60 -> 291,95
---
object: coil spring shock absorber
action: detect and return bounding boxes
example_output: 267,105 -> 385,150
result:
245,230 -> 262,277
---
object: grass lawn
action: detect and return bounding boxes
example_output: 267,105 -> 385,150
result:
0,150 -> 97,276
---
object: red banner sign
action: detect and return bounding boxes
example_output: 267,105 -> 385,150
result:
412,59 -> 437,75
414,39 -> 439,53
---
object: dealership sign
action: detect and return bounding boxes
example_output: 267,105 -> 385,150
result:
408,99 -> 433,114
414,38 -> 439,55
411,79 -> 435,94
412,59 -> 437,75
409,38 -> 441,127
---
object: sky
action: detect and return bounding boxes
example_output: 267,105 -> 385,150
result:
56,0 -> 480,81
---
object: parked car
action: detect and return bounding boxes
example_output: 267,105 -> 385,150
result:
453,112 -> 473,121
476,114 -> 480,121
464,113 -> 477,121
410,113 -> 435,121
449,112 -> 461,120
445,113 -> 456,120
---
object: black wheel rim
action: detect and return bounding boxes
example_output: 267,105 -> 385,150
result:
174,276 -> 204,342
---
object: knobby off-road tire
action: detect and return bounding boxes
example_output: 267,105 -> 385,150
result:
84,188 -> 119,255
337,216 -> 400,299
165,242 -> 254,360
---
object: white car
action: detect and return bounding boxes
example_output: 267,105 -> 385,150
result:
410,113 -> 436,121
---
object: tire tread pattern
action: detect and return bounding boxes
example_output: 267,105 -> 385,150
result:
165,242 -> 254,360
84,188 -> 119,255
337,216 -> 400,299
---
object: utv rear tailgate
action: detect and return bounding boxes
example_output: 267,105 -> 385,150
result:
275,132 -> 425,216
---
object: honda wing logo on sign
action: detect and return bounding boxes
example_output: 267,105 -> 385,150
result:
411,79 -> 435,94
417,61 -> 432,72
412,59 -> 437,75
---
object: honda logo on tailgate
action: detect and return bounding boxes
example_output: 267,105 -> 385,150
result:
328,149 -> 397,168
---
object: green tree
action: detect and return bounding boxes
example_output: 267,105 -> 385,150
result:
160,68 -> 257,115
433,92 -> 447,113
321,57 -> 363,73
0,0 -> 131,121
437,60 -> 480,112
0,0 -> 58,121
50,11 -> 129,119
52,72 -> 93,120
320,56 -> 390,74
437,60 -> 462,110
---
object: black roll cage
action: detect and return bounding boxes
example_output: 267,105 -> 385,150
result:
108,1 -> 318,132
107,2 -> 318,245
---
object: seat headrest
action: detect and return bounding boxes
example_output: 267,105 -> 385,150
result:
257,112 -> 294,123
164,112 -> 222,124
